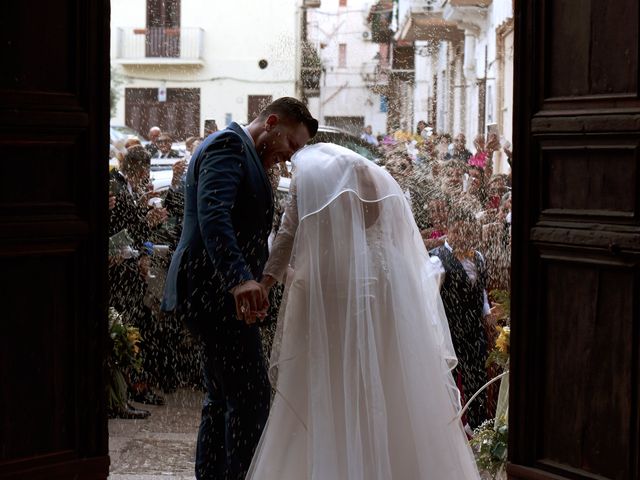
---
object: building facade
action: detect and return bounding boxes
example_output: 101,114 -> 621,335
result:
395,0 -> 514,172
304,0 -> 389,137
110,0 -> 302,139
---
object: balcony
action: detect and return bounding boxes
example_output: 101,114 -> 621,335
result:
440,0 -> 490,33
396,0 -> 464,42
409,0 -> 441,13
361,62 -> 390,90
367,1 -> 394,43
113,27 -> 204,66
440,0 -> 491,6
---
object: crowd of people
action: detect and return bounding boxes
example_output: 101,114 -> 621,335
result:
373,121 -> 513,433
107,125 -> 208,419
358,120 -> 512,434
107,110 -> 512,469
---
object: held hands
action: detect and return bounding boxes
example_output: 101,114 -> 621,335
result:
232,280 -> 270,325
260,274 -> 276,292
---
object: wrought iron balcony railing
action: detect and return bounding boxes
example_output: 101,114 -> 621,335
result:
113,27 -> 204,65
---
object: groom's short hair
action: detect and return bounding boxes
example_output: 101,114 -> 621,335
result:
258,97 -> 318,138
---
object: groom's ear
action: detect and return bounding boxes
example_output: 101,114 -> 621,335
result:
265,114 -> 279,131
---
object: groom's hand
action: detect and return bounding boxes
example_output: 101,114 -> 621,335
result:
232,280 -> 268,324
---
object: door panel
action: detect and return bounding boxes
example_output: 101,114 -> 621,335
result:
125,88 -> 200,140
0,1 -> 110,478
546,0 -> 638,99
510,1 -> 640,479
538,138 -> 639,219
539,256 -> 635,478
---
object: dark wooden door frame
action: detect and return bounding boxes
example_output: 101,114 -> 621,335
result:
0,1 -> 111,478
509,1 -> 639,479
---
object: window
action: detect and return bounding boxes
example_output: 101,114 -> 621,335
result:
380,95 -> 388,113
338,44 -> 347,68
146,0 -> 181,57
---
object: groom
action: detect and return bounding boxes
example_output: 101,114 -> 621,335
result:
162,97 -> 317,479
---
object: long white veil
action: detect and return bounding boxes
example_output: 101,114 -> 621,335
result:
249,143 -> 479,479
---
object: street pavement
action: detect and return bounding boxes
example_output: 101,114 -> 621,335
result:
109,389 -> 202,479
109,387 -> 495,479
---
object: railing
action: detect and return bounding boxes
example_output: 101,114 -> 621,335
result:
439,0 -> 491,7
361,62 -> 390,85
114,27 -> 204,63
410,0 -> 441,12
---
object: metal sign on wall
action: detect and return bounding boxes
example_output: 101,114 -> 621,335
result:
158,86 -> 167,102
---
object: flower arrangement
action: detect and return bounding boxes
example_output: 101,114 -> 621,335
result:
486,289 -> 510,370
473,288 -> 511,478
471,416 -> 508,479
486,325 -> 510,370
106,307 -> 142,412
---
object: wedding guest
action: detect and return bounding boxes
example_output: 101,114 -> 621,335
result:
435,133 -> 452,161
109,145 -> 168,406
421,197 -> 449,250
430,207 -> 490,432
360,125 -> 379,145
125,137 -> 142,149
145,126 -> 162,157
446,133 -> 472,163
153,134 -> 182,159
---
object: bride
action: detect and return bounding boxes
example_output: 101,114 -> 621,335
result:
246,143 -> 480,479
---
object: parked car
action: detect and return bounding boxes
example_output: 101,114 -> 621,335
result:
109,122 -> 188,173
150,126 -> 380,195
308,125 -> 383,163
110,124 -> 148,144
109,123 -> 149,170
150,169 -> 174,192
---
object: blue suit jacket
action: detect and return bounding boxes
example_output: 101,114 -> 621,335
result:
161,123 -> 274,328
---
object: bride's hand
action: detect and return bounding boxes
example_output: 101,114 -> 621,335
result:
260,274 -> 277,292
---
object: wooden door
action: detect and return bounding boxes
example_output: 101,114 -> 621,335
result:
0,1 -> 110,479
125,88 -> 200,140
510,1 -> 639,479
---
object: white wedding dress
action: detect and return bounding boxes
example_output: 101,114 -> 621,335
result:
246,143 -> 480,479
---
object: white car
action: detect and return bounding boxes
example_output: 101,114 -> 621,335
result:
110,124 -> 148,145
150,169 -> 174,192
151,169 -> 291,195
277,176 -> 290,193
